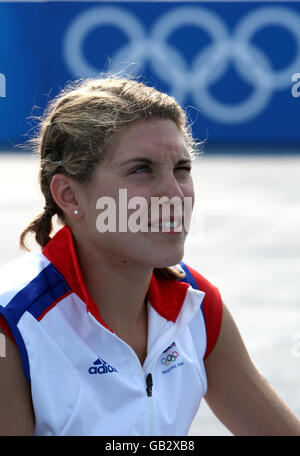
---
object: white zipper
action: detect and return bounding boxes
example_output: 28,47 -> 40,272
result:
148,386 -> 155,436
110,333 -> 161,436
102,326 -> 156,435
145,357 -> 158,436
87,311 -> 173,435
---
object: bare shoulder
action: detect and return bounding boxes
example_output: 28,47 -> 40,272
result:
204,302 -> 300,436
0,329 -> 35,435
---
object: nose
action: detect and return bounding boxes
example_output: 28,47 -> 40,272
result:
148,169 -> 194,229
155,171 -> 185,201
151,172 -> 187,224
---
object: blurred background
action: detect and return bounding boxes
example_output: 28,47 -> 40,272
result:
0,0 -> 300,436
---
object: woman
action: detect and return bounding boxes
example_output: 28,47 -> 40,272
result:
0,77 -> 299,436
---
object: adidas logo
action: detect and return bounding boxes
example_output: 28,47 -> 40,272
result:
88,357 -> 118,375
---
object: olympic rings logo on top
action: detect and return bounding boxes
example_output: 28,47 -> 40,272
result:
63,5 -> 300,124
161,351 -> 179,366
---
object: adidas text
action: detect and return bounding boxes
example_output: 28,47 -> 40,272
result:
88,357 -> 118,374
89,364 -> 117,374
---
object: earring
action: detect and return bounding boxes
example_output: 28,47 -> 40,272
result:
73,209 -> 79,216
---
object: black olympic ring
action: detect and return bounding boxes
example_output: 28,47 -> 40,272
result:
161,351 -> 178,365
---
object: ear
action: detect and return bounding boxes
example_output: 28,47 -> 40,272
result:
50,174 -> 81,219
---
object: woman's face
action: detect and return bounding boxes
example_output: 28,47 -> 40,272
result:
76,118 -> 195,269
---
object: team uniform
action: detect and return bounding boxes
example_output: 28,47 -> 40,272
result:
0,226 -> 222,436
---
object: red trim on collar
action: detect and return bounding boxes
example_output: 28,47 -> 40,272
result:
42,226 -> 188,328
42,226 -> 109,330
147,273 -> 189,322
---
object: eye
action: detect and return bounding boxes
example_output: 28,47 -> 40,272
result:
175,166 -> 192,175
131,165 -> 151,174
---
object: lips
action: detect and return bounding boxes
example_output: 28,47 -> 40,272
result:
148,216 -> 184,232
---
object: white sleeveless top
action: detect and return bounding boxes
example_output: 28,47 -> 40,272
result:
0,226 -> 216,436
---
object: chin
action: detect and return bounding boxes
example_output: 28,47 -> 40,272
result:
121,233 -> 186,269
149,249 -> 185,269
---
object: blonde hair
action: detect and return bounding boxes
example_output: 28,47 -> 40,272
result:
20,76 -> 199,279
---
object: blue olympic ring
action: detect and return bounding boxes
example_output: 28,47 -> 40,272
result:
161,351 -> 179,366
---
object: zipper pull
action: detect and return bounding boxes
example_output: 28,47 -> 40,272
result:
146,373 -> 153,397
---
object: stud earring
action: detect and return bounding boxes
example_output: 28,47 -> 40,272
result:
73,209 -> 79,216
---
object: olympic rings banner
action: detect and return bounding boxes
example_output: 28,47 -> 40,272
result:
0,1 -> 300,149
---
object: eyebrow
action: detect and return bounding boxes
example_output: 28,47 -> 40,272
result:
119,157 -> 192,167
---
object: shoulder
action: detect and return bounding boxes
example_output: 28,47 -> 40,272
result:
178,262 -> 223,360
0,252 -> 50,304
0,252 -> 53,354
0,251 -> 72,383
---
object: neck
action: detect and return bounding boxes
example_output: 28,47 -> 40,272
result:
74,238 -> 153,335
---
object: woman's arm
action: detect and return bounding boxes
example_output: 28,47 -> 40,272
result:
0,330 -> 35,435
204,302 -> 300,436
